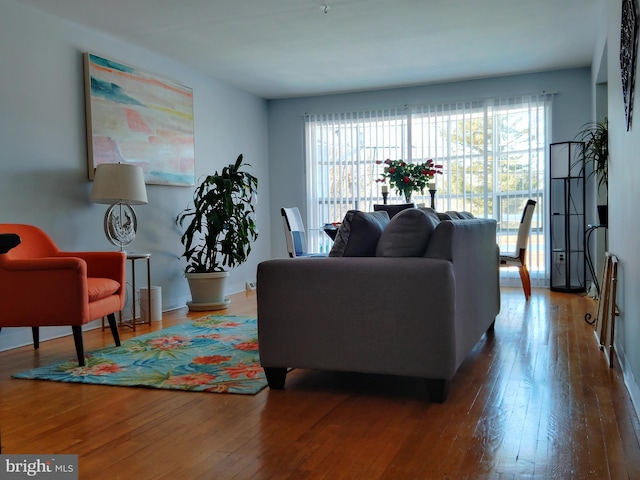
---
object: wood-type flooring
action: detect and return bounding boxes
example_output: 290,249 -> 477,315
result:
1,287 -> 639,479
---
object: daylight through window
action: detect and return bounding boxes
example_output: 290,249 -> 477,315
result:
305,94 -> 552,286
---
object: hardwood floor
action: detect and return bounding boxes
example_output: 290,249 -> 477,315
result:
1,287 -> 639,479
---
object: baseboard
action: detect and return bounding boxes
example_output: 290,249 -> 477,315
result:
615,340 -> 640,420
0,325 -> 79,353
625,368 -> 640,422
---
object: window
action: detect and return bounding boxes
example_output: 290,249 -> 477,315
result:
305,94 -> 552,285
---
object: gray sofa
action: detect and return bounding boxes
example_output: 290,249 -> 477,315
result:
257,208 -> 500,402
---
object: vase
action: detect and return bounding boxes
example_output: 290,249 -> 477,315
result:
404,194 -> 412,203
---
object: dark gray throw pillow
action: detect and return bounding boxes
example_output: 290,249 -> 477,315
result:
437,210 -> 474,220
376,208 -> 439,257
373,203 -> 415,219
437,212 -> 455,220
329,210 -> 390,257
418,207 -> 442,225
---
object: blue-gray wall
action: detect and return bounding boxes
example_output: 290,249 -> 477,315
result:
604,0 -> 640,416
0,0 -> 271,351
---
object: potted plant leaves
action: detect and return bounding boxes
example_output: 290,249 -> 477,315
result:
176,154 -> 258,310
575,118 -> 608,225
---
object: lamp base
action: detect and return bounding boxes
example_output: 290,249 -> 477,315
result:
104,202 -> 137,250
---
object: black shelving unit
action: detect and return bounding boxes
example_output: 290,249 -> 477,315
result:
550,141 -> 586,292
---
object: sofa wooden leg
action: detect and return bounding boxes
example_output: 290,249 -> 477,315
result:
31,327 -> 40,350
72,326 -> 85,367
264,367 -> 287,389
425,378 -> 449,403
106,313 -> 121,346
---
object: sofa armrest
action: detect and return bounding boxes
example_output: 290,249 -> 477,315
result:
59,251 -> 126,288
257,256 -> 459,380
0,256 -> 90,325
426,218 -> 500,366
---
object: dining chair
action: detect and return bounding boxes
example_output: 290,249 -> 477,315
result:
281,207 -> 327,258
500,199 -> 537,300
0,224 -> 126,365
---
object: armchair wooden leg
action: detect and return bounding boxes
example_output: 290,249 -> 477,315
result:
31,327 -> 40,350
106,313 -> 121,346
72,326 -> 85,367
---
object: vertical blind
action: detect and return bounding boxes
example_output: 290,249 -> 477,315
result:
305,94 -> 552,285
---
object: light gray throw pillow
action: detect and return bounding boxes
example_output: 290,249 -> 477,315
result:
375,208 -> 439,257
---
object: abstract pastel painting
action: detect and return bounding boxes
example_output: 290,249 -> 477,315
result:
84,53 -> 195,186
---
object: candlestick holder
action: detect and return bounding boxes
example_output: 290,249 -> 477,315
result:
382,192 -> 388,205
429,189 -> 437,209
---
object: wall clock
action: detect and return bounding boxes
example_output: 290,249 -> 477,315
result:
620,0 -> 639,131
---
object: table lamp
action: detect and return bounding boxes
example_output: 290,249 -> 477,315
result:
90,163 -> 148,251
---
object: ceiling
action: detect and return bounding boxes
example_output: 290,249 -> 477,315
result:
17,0 -> 604,99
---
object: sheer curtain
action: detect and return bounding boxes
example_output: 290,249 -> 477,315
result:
305,94 -> 552,285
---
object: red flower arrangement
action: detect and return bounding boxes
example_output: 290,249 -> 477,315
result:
376,159 -> 443,202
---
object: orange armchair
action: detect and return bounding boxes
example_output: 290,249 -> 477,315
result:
0,224 -> 126,366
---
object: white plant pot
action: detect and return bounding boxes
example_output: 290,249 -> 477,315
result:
185,271 -> 230,311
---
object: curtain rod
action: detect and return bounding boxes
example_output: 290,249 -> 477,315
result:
299,91 -> 557,118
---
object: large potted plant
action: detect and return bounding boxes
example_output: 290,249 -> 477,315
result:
575,118 -> 608,225
176,154 -> 258,310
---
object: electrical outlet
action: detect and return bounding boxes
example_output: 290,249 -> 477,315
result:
553,252 -> 565,266
245,281 -> 257,291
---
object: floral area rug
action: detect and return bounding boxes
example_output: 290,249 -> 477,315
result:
13,315 -> 267,395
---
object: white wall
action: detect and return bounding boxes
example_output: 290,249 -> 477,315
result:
267,69 -> 593,259
605,0 -> 640,415
0,0 -> 271,351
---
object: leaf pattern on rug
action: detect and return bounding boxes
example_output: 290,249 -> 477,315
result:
13,315 -> 267,395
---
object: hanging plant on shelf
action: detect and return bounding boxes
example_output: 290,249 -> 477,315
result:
575,118 -> 608,190
574,118 -> 608,226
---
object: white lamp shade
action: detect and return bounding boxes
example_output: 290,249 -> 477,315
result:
90,163 -> 148,205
